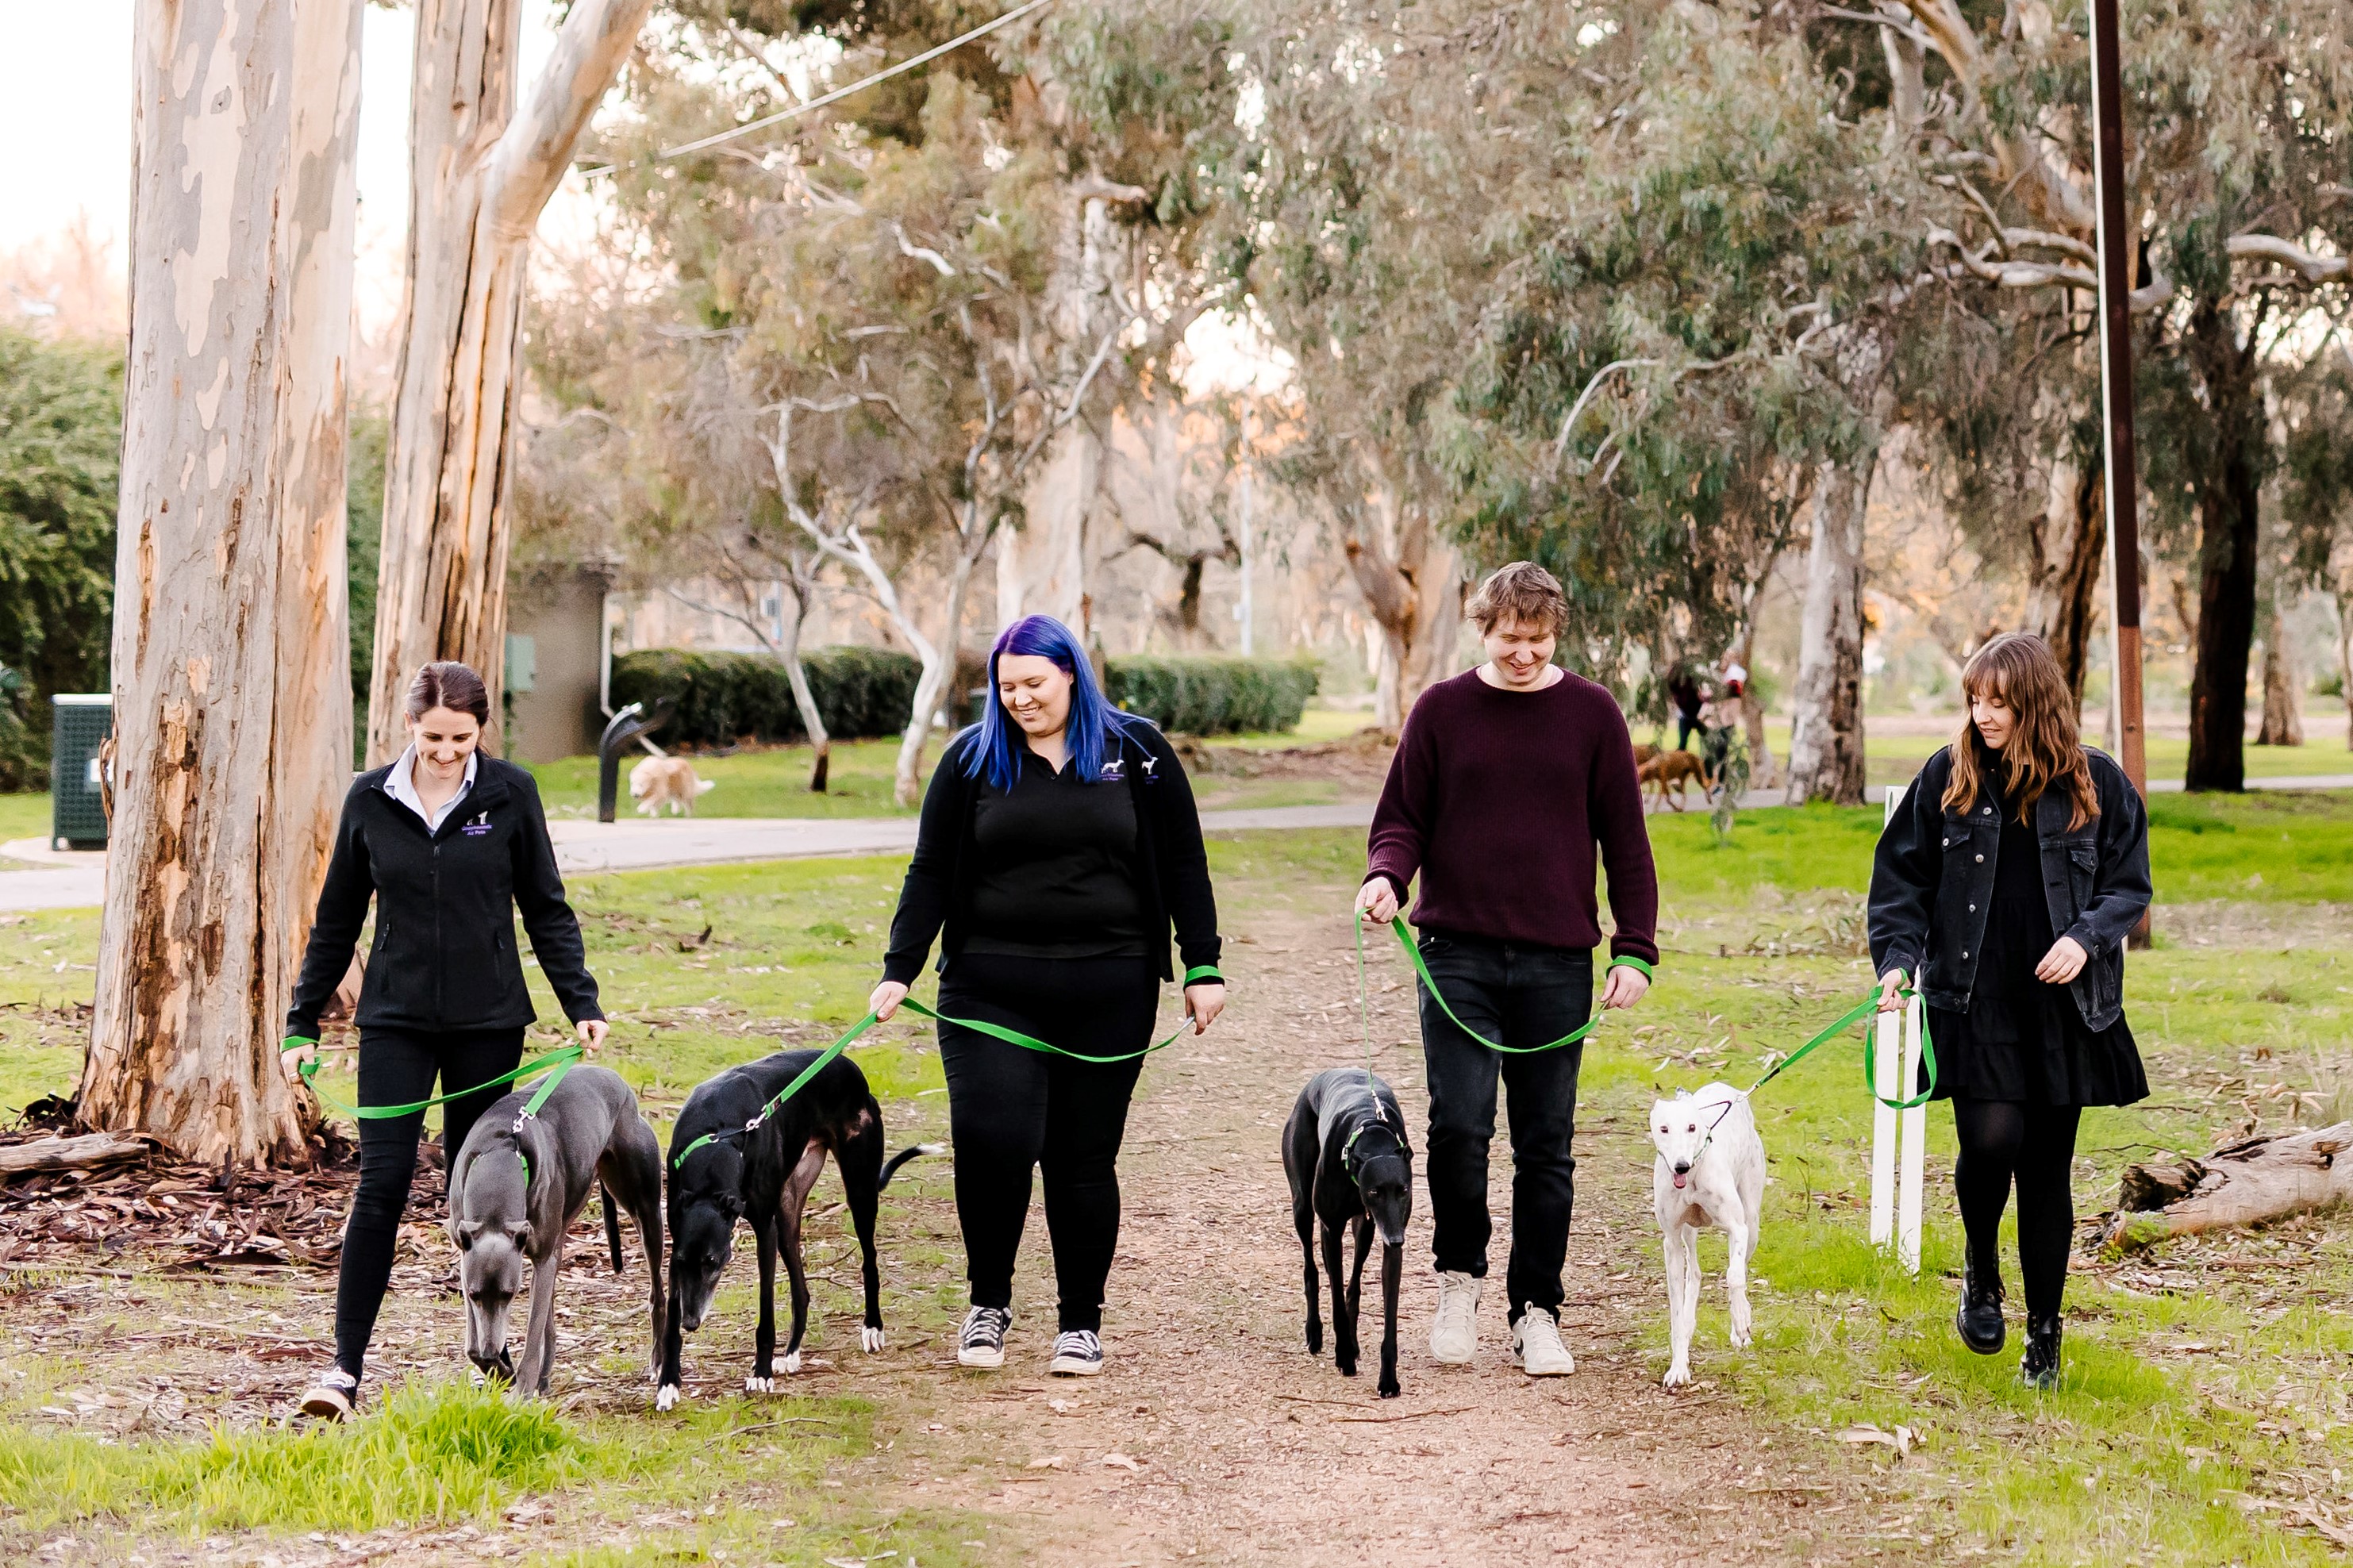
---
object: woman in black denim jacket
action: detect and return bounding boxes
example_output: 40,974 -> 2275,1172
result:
1868,633 -> 2151,1389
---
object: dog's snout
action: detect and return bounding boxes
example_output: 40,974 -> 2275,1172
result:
1671,1160 -> 1692,1175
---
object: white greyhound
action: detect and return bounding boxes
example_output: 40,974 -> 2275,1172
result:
1648,1082 -> 1767,1389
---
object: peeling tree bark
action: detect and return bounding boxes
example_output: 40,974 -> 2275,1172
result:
1785,450 -> 1871,805
84,0 -> 363,1166
2256,611 -> 2303,746
367,0 -> 655,763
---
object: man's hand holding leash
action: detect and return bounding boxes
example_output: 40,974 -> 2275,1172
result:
1600,963 -> 1650,1011
1355,878 -> 1400,926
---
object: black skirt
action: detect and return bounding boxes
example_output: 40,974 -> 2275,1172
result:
1923,877 -> 2147,1109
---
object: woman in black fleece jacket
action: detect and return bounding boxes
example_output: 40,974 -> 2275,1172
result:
872,616 -> 1225,1378
280,663 -> 606,1420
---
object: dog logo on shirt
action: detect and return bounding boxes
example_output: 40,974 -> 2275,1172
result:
1100,758 -> 1126,782
461,810 -> 493,837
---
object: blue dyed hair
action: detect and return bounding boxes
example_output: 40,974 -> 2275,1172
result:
965,615 -> 1136,791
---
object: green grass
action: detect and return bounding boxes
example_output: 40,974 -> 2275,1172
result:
0,1378 -> 988,1563
0,792 -> 49,844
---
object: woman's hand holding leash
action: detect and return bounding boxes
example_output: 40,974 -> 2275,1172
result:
1183,982 -> 1227,1035
281,1039 -> 318,1082
2034,936 -> 2088,986
576,1019 -> 609,1055
1355,878 -> 1399,926
1876,968 -> 1909,1012
868,980 -> 909,1022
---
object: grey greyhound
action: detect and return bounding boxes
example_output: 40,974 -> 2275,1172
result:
445,1063 -> 666,1395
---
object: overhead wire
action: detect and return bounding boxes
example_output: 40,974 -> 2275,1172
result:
579,0 -> 1059,178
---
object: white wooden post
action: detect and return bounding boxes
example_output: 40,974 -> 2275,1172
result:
1870,781 -> 1921,1270
1897,992 -> 1927,1274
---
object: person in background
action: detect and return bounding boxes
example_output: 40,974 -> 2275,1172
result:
871,614 -> 1225,1378
1355,561 -> 1658,1379
282,661 -> 608,1420
1667,667 -> 1707,754
1867,632 -> 2150,1389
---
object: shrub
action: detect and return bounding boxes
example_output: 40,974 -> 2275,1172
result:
608,647 -> 922,748
1104,655 -> 1321,735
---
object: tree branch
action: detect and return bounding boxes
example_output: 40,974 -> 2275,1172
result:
2226,233 -> 2351,286
488,0 -> 658,240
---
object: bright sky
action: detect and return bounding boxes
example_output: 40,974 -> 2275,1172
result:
0,1 -> 564,340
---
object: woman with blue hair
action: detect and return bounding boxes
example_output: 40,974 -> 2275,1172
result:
872,614 -> 1226,1377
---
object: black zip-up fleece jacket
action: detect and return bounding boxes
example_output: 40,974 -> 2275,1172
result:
882,721 -> 1223,986
286,755 -> 602,1038
1867,744 -> 2151,1031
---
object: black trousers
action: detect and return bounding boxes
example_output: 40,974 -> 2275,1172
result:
333,1024 -> 527,1380
1416,932 -> 1592,1322
935,953 -> 1155,1334
1953,1098 -> 2082,1320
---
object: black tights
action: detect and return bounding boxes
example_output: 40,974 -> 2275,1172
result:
1952,1099 -> 2081,1320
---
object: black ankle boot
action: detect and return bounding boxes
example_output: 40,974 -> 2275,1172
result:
1955,1259 -> 2005,1355
2020,1313 -> 2062,1389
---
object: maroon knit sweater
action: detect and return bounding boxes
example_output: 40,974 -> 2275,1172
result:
1365,669 -> 1659,965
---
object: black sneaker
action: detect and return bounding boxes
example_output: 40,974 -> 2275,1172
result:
1048,1329 -> 1103,1377
1955,1259 -> 2005,1355
2020,1313 -> 2062,1390
957,1306 -> 1010,1370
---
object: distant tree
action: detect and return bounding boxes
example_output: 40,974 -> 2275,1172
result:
0,329 -> 121,782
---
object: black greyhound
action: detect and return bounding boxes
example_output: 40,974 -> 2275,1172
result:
658,1048 -> 936,1409
1283,1066 -> 1413,1398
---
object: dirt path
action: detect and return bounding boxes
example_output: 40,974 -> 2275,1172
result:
877,905 -> 1855,1566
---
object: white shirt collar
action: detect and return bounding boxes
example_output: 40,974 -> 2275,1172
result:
384,744 -> 479,832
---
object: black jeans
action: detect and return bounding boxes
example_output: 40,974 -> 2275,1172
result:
1416,932 -> 1592,1322
1953,1098 -> 2082,1320
333,1024 -> 526,1380
936,953 -> 1155,1334
1675,714 -> 1701,752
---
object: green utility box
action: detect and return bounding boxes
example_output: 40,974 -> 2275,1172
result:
50,694 -> 112,851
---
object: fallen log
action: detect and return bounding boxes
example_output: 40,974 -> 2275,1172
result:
0,1133 -> 156,1180
2102,1120 -> 2353,1249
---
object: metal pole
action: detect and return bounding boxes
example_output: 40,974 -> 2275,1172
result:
2090,0 -> 2151,945
1237,404 -> 1255,657
2090,0 -> 2147,801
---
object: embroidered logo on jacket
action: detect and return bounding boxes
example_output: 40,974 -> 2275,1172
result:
1101,758 -> 1126,782
461,810 -> 493,837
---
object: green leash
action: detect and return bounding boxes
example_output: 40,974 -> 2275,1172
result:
280,1037 -> 586,1120
671,978 -> 1219,1172
1355,913 -> 1935,1109
1364,913 -> 1639,1055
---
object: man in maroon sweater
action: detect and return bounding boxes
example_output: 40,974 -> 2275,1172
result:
1356,561 -> 1659,1378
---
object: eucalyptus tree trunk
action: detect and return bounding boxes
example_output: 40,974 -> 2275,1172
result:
2255,611 -> 2302,747
1785,452 -> 1871,805
776,564 -> 830,791
2028,459 -> 2106,713
1340,480 -> 1463,731
366,0 -> 655,763
83,0 -> 363,1166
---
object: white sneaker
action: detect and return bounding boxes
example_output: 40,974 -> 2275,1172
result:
1430,1271 -> 1480,1364
1513,1311 -> 1574,1377
299,1366 -> 357,1421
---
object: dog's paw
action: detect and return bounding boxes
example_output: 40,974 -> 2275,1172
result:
1662,1362 -> 1692,1390
779,1350 -> 802,1376
1378,1378 -> 1401,1400
1729,1325 -> 1752,1350
656,1382 -> 680,1412
1305,1324 -> 1323,1356
1334,1355 -> 1358,1378
861,1325 -> 885,1354
745,1374 -> 774,1394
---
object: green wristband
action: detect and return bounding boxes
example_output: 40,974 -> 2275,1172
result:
1183,965 -> 1224,985
1607,955 -> 1655,980
281,1036 -> 319,1053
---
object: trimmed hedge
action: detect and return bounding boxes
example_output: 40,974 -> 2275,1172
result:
609,647 -> 921,748
1104,655 -> 1320,735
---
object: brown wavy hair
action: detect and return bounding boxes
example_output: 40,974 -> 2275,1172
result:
404,661 -> 490,727
1941,632 -> 2098,831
